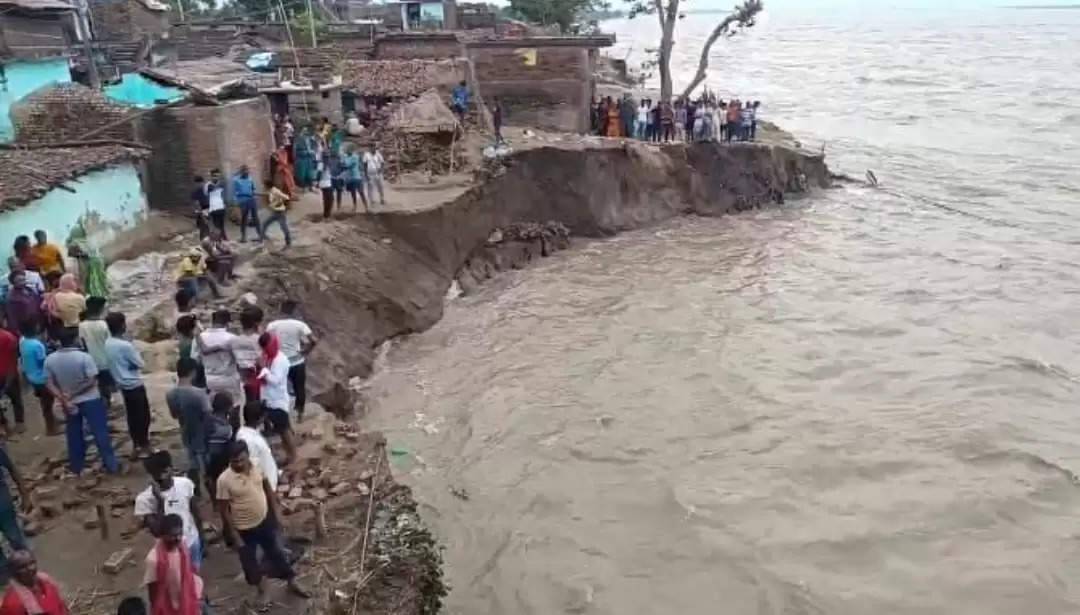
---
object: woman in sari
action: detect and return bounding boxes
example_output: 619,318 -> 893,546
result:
43,273 -> 85,330
292,126 -> 317,191
271,147 -> 297,198
605,97 -> 621,137
65,223 -> 107,301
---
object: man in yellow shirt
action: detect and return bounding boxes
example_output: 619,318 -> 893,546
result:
30,230 -> 64,276
217,440 -> 308,601
176,248 -> 220,300
259,180 -> 292,249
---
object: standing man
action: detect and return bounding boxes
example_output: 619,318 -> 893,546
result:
0,315 -> 25,434
19,321 -> 59,436
236,402 -> 278,490
259,180 -> 292,249
342,146 -> 368,213
29,231 -> 64,277
142,514 -> 207,615
78,296 -> 113,406
362,145 -> 386,208
234,307 -> 263,405
44,327 -> 119,476
266,300 -> 315,422
134,452 -> 205,569
451,80 -> 470,121
0,551 -> 68,615
190,176 -> 211,239
491,97 -> 504,144
0,442 -> 30,582
206,169 -> 227,240
165,358 -> 212,488
104,312 -> 152,459
750,101 -> 761,141
216,441 -> 309,602
192,310 -> 243,411
3,271 -> 42,336
232,165 -> 263,243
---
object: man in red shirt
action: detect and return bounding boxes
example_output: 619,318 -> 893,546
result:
0,315 -> 25,433
0,550 -> 68,615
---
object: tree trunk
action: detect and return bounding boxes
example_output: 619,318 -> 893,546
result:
655,0 -> 678,102
680,13 -> 739,100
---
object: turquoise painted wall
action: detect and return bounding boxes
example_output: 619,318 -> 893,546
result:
0,58 -> 72,142
104,73 -> 186,108
0,164 -> 147,274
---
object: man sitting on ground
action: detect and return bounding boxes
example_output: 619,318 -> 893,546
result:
175,248 -> 220,300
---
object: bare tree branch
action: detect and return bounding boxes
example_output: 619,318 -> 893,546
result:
680,0 -> 762,100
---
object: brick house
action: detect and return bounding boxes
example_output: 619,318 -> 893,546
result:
466,36 -> 614,133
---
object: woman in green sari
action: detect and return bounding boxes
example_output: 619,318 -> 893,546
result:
66,222 -> 108,299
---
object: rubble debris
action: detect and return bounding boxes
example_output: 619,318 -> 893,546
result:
102,548 -> 133,574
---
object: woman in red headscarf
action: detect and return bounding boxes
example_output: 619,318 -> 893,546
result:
257,333 -> 297,465
271,146 -> 297,198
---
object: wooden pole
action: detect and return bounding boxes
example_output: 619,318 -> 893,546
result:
305,0 -> 318,47
96,503 -> 109,540
449,127 -> 457,174
315,502 -> 327,540
79,7 -> 102,90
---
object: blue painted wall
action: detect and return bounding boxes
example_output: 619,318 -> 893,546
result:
104,73 -> 186,108
0,58 -> 72,142
0,164 -> 147,274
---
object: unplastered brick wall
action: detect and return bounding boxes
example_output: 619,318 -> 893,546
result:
12,83 -> 136,145
375,37 -> 464,60
89,0 -> 133,41
469,46 -> 587,82
138,97 -> 273,210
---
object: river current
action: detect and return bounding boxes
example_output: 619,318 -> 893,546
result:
365,7 -> 1080,614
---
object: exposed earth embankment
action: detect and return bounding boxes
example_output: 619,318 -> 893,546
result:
246,141 -> 830,391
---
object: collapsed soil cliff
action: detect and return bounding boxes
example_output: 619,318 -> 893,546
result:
245,141 -> 830,393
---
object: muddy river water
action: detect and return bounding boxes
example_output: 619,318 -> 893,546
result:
365,7 -> 1080,614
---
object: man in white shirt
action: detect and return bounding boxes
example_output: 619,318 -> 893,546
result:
266,300 -> 316,421
133,451 -> 205,568
191,309 -> 244,410
236,402 -> 278,490
361,145 -> 386,208
206,168 -> 227,240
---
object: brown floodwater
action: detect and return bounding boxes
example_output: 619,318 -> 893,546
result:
365,7 -> 1080,615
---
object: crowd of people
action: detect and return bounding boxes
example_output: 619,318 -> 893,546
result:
591,93 -> 762,144
0,227 -> 320,612
270,115 -> 388,221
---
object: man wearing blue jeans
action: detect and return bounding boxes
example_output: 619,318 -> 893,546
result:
0,444 -> 30,583
232,165 -> 264,243
44,328 -> 119,475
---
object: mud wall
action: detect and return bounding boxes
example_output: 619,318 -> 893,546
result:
246,142 -> 830,393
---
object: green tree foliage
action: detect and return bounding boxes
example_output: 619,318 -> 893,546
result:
507,0 -> 611,32
626,0 -> 762,102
